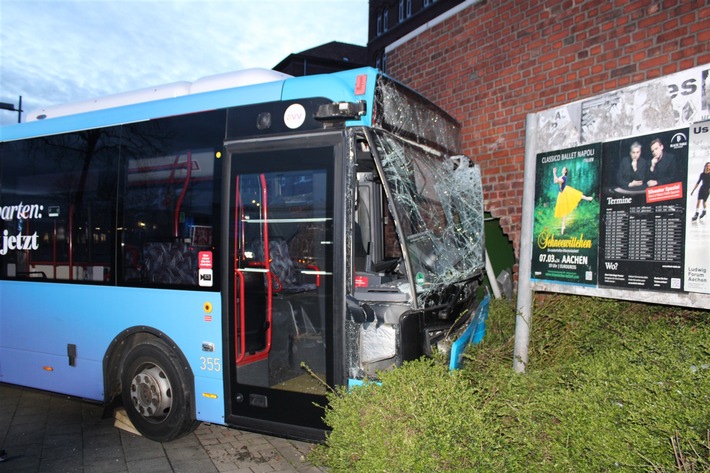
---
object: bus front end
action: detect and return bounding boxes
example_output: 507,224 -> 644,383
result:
345,75 -> 487,381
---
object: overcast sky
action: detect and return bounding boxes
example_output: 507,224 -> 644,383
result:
0,0 -> 368,126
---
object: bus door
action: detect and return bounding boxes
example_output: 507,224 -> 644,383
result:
225,135 -> 341,439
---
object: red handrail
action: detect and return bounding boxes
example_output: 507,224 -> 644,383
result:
306,265 -> 321,286
173,151 -> 192,238
234,173 -> 273,366
260,173 -> 273,359
234,268 -> 247,363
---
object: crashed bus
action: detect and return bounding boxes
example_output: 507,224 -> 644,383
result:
0,67 -> 486,441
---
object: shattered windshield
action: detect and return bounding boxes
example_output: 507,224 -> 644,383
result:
369,130 -> 485,292
374,76 -> 460,156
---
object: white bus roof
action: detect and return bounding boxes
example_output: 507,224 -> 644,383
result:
26,68 -> 292,122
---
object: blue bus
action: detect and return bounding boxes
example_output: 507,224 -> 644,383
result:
0,67 -> 486,442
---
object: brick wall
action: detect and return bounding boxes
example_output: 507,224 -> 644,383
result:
384,0 -> 710,276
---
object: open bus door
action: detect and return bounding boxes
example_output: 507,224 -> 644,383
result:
224,133 -> 343,440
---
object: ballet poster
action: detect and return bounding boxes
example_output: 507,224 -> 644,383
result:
598,128 -> 689,291
531,143 -> 601,285
685,121 -> 710,294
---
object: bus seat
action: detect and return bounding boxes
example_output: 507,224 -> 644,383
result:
122,245 -> 143,282
143,242 -> 197,285
257,238 -> 316,293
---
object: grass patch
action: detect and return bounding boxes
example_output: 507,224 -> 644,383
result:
312,295 -> 710,472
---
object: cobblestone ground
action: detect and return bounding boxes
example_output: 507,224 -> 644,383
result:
0,383 -> 327,473
194,423 -> 326,473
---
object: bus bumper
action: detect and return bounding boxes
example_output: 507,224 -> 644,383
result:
447,294 -> 490,370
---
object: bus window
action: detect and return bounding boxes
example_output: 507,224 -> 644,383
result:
0,129 -> 119,282
119,111 -> 224,288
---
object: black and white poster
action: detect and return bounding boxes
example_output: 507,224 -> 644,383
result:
598,128 -> 689,291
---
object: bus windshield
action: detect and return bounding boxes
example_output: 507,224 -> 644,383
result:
368,76 -> 484,298
370,131 -> 484,292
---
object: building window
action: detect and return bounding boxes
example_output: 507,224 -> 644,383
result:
398,0 -> 404,22
424,0 -> 430,6
377,11 -> 382,35
406,0 -> 412,17
384,9 -> 389,31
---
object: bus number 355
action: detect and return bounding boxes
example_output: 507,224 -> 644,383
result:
200,357 -> 222,372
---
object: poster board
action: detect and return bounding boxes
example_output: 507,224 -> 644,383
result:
527,64 -> 710,308
516,65 -> 710,372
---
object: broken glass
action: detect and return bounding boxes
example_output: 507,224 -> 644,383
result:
370,132 -> 485,302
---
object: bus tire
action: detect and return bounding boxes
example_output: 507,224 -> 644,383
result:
120,338 -> 199,442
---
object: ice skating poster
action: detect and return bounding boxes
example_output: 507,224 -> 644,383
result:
531,143 -> 601,285
598,128 -> 689,291
685,121 -> 710,294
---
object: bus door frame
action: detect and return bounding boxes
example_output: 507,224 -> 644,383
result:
221,130 -> 348,440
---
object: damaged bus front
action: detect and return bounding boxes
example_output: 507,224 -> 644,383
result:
345,76 -> 487,382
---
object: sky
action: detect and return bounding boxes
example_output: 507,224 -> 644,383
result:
0,0 -> 369,126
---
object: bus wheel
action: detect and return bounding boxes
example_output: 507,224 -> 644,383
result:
120,338 -> 198,442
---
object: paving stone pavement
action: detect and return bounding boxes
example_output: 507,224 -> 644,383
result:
0,383 -> 327,473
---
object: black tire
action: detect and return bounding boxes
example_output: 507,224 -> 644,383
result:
120,338 -> 199,442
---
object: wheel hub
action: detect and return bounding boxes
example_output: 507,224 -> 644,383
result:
130,364 -> 172,421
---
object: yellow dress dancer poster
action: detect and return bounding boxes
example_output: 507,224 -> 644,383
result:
531,144 -> 601,286
553,166 -> 594,234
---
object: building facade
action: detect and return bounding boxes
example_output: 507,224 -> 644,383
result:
368,0 -> 466,70
373,0 -> 710,276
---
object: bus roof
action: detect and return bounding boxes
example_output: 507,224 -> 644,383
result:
0,67 -> 378,142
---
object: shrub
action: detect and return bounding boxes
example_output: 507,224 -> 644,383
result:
312,358 -> 493,472
312,295 -> 710,472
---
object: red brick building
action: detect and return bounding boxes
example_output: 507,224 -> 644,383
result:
377,0 -> 710,275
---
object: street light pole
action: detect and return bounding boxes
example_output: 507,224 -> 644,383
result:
0,96 -> 23,123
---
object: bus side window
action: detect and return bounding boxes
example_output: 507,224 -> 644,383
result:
0,131 -> 118,283
119,111 -> 222,288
